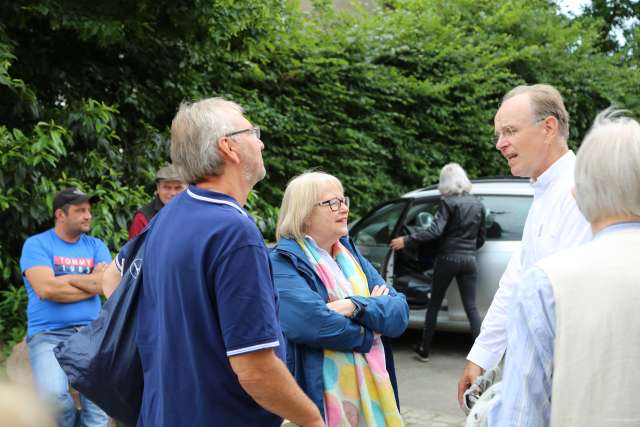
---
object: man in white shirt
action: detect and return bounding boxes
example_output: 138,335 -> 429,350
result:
456,84 -> 592,406
491,108 -> 640,426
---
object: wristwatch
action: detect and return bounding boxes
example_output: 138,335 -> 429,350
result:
349,299 -> 363,319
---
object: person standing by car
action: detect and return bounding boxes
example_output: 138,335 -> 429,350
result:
456,84 -> 592,406
270,171 -> 409,427
390,163 -> 485,362
128,164 -> 185,239
491,108 -> 640,426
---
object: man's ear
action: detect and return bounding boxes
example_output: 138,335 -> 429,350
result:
54,208 -> 65,222
543,116 -> 559,138
217,136 -> 241,165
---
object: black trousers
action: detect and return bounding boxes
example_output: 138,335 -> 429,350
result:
419,254 -> 482,356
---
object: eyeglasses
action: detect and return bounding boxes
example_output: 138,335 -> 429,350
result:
317,196 -> 350,212
225,126 -> 261,140
494,117 -> 546,143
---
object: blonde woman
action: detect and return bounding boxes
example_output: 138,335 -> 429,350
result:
270,171 -> 409,427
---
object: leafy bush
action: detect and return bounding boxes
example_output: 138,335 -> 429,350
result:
1,0 -> 639,349
0,286 -> 27,356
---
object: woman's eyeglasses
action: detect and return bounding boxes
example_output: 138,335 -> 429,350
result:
317,196 -> 350,212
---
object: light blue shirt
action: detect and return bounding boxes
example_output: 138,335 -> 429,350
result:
490,221 -> 640,426
20,229 -> 112,336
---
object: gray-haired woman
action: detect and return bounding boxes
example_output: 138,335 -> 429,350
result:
390,163 -> 486,361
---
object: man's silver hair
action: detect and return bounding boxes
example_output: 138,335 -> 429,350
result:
503,83 -> 570,141
170,98 -> 243,184
438,163 -> 472,196
575,107 -> 640,222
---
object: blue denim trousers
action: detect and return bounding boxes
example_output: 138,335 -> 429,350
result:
27,327 -> 109,427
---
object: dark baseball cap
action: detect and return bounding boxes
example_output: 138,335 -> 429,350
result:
53,188 -> 100,213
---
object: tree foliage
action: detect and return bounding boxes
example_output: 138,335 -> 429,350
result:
580,0 -> 640,53
1,0 -> 639,350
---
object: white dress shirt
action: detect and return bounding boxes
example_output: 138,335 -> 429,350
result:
467,151 -> 592,370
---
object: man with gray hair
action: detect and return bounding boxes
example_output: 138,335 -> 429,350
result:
133,98 -> 323,426
457,84 -> 592,405
389,163 -> 485,362
491,108 -> 640,425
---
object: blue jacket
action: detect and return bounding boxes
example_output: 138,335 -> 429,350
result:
270,236 -> 409,416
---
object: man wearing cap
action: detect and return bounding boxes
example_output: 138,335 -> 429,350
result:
20,188 -> 111,427
128,164 -> 186,239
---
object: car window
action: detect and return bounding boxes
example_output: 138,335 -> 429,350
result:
477,195 -> 532,241
352,201 -> 406,245
351,201 -> 407,271
403,199 -> 440,234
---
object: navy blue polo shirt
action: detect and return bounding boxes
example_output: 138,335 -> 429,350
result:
133,186 -> 285,427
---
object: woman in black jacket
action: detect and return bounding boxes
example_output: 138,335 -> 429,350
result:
390,163 -> 486,361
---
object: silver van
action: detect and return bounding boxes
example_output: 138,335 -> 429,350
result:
349,178 -> 533,331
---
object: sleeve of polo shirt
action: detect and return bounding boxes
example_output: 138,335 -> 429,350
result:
214,244 -> 281,357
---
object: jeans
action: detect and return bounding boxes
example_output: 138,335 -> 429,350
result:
419,254 -> 482,356
27,327 -> 109,427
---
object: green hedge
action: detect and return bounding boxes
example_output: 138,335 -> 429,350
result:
1,0 -> 638,351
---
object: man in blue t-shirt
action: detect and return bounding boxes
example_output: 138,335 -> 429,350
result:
129,98 -> 323,427
20,187 -> 111,427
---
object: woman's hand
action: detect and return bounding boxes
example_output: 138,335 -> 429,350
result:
326,299 -> 356,317
389,237 -> 405,251
370,285 -> 390,297
325,286 -> 388,318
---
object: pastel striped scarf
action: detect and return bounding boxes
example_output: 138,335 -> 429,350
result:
298,237 -> 404,427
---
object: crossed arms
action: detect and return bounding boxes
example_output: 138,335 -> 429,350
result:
24,264 -> 108,302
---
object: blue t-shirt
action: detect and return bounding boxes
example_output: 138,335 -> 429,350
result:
135,186 -> 285,427
20,229 -> 112,337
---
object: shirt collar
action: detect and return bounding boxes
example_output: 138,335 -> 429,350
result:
594,221 -> 640,240
186,185 -> 246,216
530,151 -> 576,195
